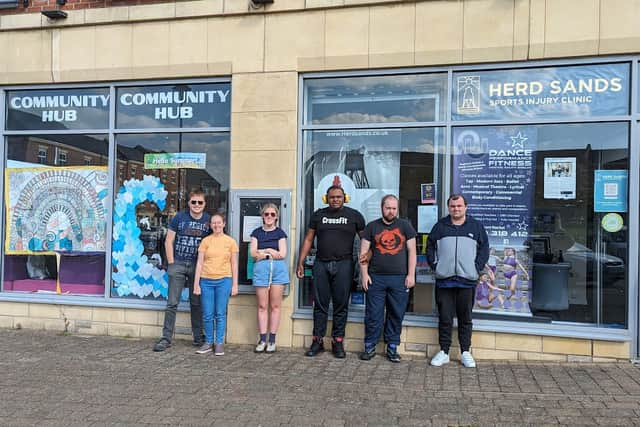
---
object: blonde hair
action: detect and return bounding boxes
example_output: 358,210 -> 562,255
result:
260,203 -> 279,217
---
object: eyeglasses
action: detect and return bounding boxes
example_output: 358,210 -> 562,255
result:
190,200 -> 204,205
263,212 -> 277,217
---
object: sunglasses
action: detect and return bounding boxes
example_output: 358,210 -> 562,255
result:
263,212 -> 277,217
190,200 -> 204,205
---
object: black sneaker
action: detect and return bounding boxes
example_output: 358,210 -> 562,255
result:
153,338 -> 171,352
332,339 -> 346,359
359,348 -> 376,361
305,340 -> 324,357
386,346 -> 401,363
192,334 -> 205,347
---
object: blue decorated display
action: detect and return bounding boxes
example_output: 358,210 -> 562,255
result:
112,176 -> 182,299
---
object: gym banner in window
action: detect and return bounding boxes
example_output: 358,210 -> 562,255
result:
452,126 -> 537,316
453,63 -> 630,121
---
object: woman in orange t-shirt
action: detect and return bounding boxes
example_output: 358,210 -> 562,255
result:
193,213 -> 239,356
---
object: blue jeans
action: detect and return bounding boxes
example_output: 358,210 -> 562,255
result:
161,261 -> 202,343
200,277 -> 232,344
364,274 -> 409,349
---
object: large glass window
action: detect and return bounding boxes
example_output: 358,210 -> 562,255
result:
452,123 -> 629,327
300,128 -> 444,311
1,80 -> 231,303
300,73 -> 447,312
452,63 -> 630,121
111,133 -> 230,300
300,62 -> 633,331
6,88 -> 110,131
116,83 -> 231,129
305,74 -> 447,124
3,134 -> 109,295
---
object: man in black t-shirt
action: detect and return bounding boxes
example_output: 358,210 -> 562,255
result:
358,195 -> 417,363
296,185 -> 365,358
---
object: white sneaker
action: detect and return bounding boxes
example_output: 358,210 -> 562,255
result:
461,351 -> 476,368
266,342 -> 276,353
255,341 -> 267,353
430,350 -> 450,366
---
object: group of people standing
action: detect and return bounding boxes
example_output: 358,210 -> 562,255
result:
152,186 -> 489,368
152,189 -> 287,356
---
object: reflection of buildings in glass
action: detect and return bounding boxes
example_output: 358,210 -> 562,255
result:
117,145 -> 225,216
7,110 -> 108,167
344,146 -> 369,188
12,134 -> 108,167
116,144 -> 179,218
186,170 -> 225,213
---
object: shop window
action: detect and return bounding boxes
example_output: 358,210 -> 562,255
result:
299,127 -> 444,313
111,132 -> 230,300
2,135 -> 108,296
305,73 -> 447,125
301,73 -> 447,313
1,80 -> 231,302
451,123 -> 629,327
115,83 -> 231,130
451,62 -> 630,121
5,88 -> 110,131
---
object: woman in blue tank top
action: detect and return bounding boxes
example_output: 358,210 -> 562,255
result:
250,203 -> 289,353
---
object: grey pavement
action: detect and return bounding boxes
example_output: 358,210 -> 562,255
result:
1,329 -> 640,426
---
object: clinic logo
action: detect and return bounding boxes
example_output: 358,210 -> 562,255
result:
457,76 -> 481,114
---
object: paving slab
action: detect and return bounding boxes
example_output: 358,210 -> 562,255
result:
0,329 -> 639,426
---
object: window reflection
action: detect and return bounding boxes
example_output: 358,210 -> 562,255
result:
533,123 -> 628,326
6,88 -> 110,131
300,128 -> 444,314
112,133 -> 230,299
116,83 -> 231,129
3,135 -> 108,296
306,74 -> 447,124
453,122 -> 629,327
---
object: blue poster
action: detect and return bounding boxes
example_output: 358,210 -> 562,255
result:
594,170 -> 628,212
453,126 -> 536,247
453,127 -> 536,316
453,63 -> 630,121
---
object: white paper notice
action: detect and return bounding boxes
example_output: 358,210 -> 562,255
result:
543,157 -> 576,199
242,216 -> 263,242
418,205 -> 439,233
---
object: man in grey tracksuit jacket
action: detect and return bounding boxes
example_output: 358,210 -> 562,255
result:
426,194 -> 489,367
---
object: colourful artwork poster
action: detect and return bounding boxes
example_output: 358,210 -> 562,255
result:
5,167 -> 109,254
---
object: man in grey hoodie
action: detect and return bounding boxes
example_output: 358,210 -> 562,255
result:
426,194 -> 489,368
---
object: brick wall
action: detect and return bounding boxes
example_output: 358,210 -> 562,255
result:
0,0 -> 170,15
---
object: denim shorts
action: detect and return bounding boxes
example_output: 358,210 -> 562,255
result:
252,259 -> 289,286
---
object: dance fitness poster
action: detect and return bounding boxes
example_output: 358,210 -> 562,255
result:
452,127 -> 537,316
5,167 -> 109,254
